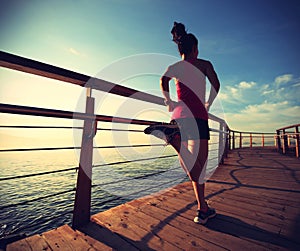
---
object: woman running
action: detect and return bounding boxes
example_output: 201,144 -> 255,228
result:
145,22 -> 220,224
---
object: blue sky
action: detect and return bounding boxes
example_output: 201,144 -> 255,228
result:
1,0 -> 299,133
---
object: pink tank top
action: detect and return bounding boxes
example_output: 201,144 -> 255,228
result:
163,60 -> 208,120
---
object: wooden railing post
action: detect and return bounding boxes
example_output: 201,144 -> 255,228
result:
232,131 -> 235,150
288,134 -> 291,148
218,122 -> 225,164
72,88 -> 95,229
239,132 -> 242,148
262,133 -> 265,147
250,133 -> 253,148
276,124 -> 300,157
228,130 -> 232,151
282,129 -> 288,154
224,125 -> 229,158
295,126 -> 299,158
276,130 -> 281,153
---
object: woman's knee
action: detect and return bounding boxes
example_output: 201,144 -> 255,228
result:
189,165 -> 201,182
169,135 -> 181,152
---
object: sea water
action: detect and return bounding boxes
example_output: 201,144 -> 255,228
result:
0,143 -> 220,238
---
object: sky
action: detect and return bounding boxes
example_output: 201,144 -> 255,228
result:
0,0 -> 300,147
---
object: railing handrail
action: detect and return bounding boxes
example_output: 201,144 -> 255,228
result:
0,50 -> 219,124
0,51 -> 226,124
277,124 -> 300,131
0,51 -> 162,105
0,50 -> 165,106
228,129 -> 274,135
0,103 -> 160,125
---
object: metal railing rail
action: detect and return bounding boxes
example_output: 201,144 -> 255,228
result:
0,51 -> 228,229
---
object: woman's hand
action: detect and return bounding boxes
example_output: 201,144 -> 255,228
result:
205,102 -> 210,112
164,99 -> 177,112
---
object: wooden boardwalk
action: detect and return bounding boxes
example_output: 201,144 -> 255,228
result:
6,147 -> 300,250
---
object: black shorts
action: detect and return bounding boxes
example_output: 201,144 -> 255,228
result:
175,118 -> 210,141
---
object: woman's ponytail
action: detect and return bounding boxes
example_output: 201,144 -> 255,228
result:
171,22 -> 198,56
171,22 -> 187,44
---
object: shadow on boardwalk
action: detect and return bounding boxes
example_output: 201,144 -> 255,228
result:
206,213 -> 299,250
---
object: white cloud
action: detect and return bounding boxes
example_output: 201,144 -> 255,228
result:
261,84 -> 269,90
262,90 -> 274,95
220,80 -> 258,104
218,92 -> 229,101
225,101 -> 300,132
293,82 -> 300,87
275,74 -> 293,85
229,87 -> 239,96
241,101 -> 289,114
238,81 -> 256,89
220,74 -> 299,132
68,47 -> 85,57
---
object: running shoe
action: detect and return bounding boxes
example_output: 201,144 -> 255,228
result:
144,121 -> 180,144
194,207 -> 216,224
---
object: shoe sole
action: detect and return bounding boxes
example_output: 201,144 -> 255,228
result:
194,217 -> 208,224
144,125 -> 178,134
144,124 -> 180,143
194,212 -> 217,224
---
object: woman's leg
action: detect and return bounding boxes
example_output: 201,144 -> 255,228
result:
169,137 -> 201,177
172,138 -> 190,174
169,136 -> 209,211
189,139 -> 209,211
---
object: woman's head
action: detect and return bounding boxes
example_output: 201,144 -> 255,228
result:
171,22 -> 198,56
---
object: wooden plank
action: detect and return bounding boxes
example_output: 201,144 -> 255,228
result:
6,238 -> 31,251
55,225 -> 96,250
212,185 -> 300,209
128,199 -> 270,251
220,185 -> 300,208
41,225 -> 94,251
143,187 -> 295,250
78,222 -> 139,251
280,216 -> 300,246
24,234 -> 50,250
209,188 -> 297,220
75,230 -> 114,251
173,186 -> 290,235
156,189 -> 283,235
129,182 -> 297,250
92,207 -> 184,251
125,204 -> 225,251
192,192 -> 293,227
212,166 -> 299,187
151,188 -> 297,250
93,203 -> 225,251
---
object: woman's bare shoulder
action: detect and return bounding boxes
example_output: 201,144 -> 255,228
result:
196,58 -> 212,67
195,58 -> 213,74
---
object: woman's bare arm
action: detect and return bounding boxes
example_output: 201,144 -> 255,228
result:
206,62 -> 220,110
160,76 -> 177,112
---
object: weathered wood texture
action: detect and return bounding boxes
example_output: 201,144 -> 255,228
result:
7,147 -> 300,250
